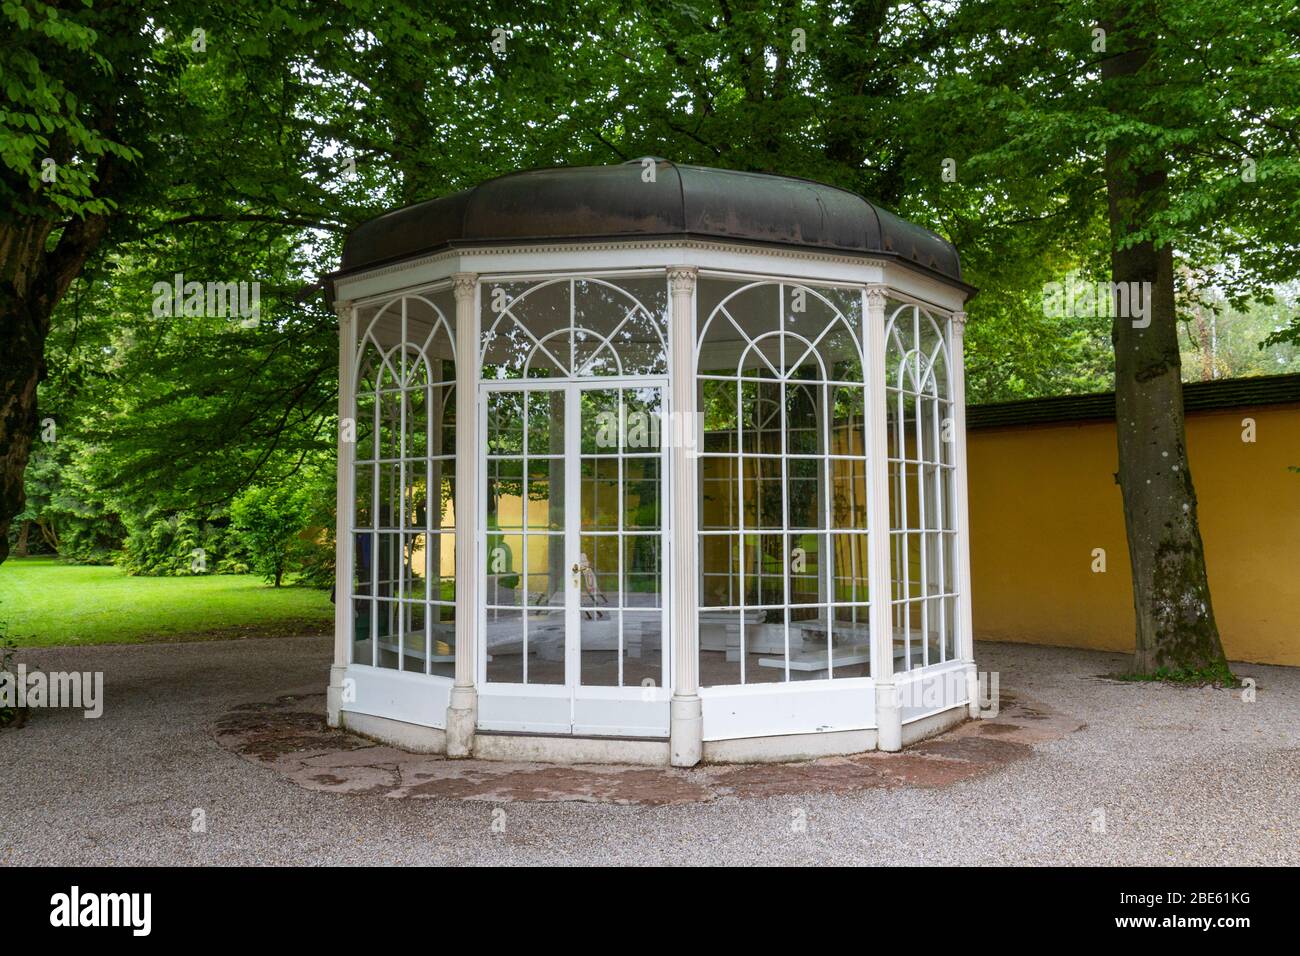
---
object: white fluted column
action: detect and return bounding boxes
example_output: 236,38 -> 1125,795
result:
445,273 -> 480,755
865,285 -> 902,750
949,310 -> 980,718
667,266 -> 702,767
327,300 -> 356,727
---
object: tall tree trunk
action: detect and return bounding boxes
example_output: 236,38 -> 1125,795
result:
0,175 -> 114,567
0,217 -> 58,568
1102,18 -> 1230,678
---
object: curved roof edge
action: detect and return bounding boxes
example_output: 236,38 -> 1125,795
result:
330,160 -> 971,297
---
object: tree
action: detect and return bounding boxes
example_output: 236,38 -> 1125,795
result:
932,0 -> 1300,676
230,484 -> 311,588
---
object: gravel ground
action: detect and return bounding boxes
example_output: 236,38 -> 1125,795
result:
0,636 -> 1295,866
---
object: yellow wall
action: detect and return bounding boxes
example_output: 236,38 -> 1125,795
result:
968,404 -> 1300,665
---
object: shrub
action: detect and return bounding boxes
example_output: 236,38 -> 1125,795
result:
230,484 -> 314,587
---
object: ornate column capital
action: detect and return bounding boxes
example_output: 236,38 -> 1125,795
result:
334,299 -> 353,322
865,284 -> 889,310
951,310 -> 968,335
452,272 -> 478,301
667,266 -> 698,295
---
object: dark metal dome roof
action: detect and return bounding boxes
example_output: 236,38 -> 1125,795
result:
337,159 -> 963,284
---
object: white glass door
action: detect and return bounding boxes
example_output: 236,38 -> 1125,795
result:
479,380 -> 670,736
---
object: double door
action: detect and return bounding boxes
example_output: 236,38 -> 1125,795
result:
478,379 -> 670,735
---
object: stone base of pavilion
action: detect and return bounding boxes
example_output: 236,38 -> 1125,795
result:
216,690 -> 1076,801
333,699 -> 970,766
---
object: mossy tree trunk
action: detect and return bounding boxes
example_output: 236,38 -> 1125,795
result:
1102,14 -> 1230,678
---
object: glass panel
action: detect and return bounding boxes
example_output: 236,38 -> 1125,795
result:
526,460 -> 564,530
698,533 -> 742,609
484,608 -> 523,683
376,599 -> 400,669
526,389 -> 564,455
905,599 -> 926,670
579,534 -> 620,613
484,532 -> 524,606
482,280 -> 569,379
746,608 -> 786,684
786,532 -> 825,606
486,459 -> 524,530
355,388 -> 376,461
375,532 -> 402,600
830,604 -> 871,678
403,532 -> 428,602
434,465 -> 455,530
623,458 -> 661,530
581,388 -> 620,454
787,458 -> 822,530
432,532 -> 455,604
925,596 -> 942,666
621,386 -> 663,454
695,279 -> 872,687
699,379 -> 738,452
349,293 -> 457,682
526,534 -> 565,607
943,596 -> 957,662
622,610 -> 663,690
352,598 -> 373,665
580,607 -> 620,687
831,386 -> 866,456
580,458 -> 619,531
487,391 -> 524,454
741,456 -> 784,529
788,605 -> 827,682
354,464 -> 374,528
785,382 -> 822,455
525,608 -> 566,685
399,601 -> 428,674
699,457 -> 739,530
831,458 -> 868,530
353,531 -> 374,596
437,384 -> 457,458
378,389 -> 402,459
743,533 -> 785,606
402,461 -> 428,529
832,532 -> 870,603
406,385 -> 428,458
699,607 -> 742,687
431,603 -> 456,679
624,535 -> 661,609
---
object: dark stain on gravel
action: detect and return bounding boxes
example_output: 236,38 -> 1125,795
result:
212,690 -> 1083,805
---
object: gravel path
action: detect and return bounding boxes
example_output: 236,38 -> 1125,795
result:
1,637 -> 1295,865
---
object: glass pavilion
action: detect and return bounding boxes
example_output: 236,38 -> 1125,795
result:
325,159 -> 978,765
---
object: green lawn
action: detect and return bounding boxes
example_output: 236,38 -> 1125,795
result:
0,556 -> 333,647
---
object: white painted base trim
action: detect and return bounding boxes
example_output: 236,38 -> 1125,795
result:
897,660 -> 971,724
336,708 -> 964,764
326,663 -> 348,727
342,664 -> 451,729
472,732 -> 671,766
703,727 -> 880,764
700,678 -> 876,741
900,701 -> 968,746
341,710 -> 448,754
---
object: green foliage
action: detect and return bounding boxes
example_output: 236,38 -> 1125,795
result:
117,509 -> 247,577
10,0 -> 1299,596
230,481 -> 330,588
1110,662 -> 1238,687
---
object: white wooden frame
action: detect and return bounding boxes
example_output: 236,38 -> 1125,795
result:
475,272 -> 673,737
329,240 -> 974,759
